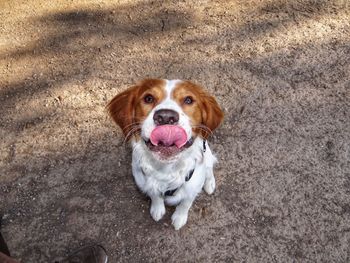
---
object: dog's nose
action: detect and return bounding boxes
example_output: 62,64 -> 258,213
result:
153,109 -> 179,125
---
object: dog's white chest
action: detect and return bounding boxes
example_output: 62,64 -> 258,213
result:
131,139 -> 202,194
139,159 -> 193,193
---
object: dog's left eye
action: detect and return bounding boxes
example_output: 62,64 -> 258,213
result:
144,94 -> 155,104
184,96 -> 194,105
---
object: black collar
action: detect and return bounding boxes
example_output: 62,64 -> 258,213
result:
163,140 -> 206,196
164,168 -> 194,196
142,139 -> 206,197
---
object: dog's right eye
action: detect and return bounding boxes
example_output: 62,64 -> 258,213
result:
184,96 -> 194,105
144,94 -> 154,104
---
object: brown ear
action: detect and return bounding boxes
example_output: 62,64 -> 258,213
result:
107,85 -> 139,137
201,93 -> 224,139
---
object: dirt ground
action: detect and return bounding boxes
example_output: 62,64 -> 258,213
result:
0,0 -> 349,262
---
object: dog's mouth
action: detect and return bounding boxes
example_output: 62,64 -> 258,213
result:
144,138 -> 194,158
144,125 -> 194,159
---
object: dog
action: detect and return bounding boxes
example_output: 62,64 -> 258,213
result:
108,79 -> 224,230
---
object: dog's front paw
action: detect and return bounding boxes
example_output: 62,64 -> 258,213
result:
171,212 -> 188,230
150,202 -> 166,221
204,177 -> 215,195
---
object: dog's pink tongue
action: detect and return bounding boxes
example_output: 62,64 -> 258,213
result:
150,125 -> 187,148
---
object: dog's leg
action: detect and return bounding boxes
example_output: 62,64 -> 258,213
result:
204,167 -> 216,195
132,161 -> 166,222
171,198 -> 194,230
149,194 -> 166,222
203,143 -> 217,195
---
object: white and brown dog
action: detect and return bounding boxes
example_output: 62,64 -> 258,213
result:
108,79 -> 223,230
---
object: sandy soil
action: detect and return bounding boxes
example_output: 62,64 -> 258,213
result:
1,0 -> 350,262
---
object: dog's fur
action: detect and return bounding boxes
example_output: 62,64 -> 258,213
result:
108,79 -> 223,229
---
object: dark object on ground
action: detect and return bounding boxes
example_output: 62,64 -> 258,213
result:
0,216 -> 19,263
1,215 -> 107,263
0,217 -> 11,258
58,245 -> 108,263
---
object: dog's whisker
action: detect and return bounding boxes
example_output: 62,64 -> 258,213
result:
123,127 -> 141,138
124,126 -> 141,143
192,124 -> 213,137
122,122 -> 142,132
125,125 -> 140,135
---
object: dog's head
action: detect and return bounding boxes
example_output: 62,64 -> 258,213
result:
108,79 -> 224,161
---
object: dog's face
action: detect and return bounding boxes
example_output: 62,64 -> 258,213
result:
108,79 -> 223,161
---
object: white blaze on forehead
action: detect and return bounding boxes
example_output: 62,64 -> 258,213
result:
140,79 -> 192,144
164,79 -> 182,100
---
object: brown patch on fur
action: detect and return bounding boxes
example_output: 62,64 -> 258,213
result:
107,79 -> 166,139
173,81 -> 224,138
